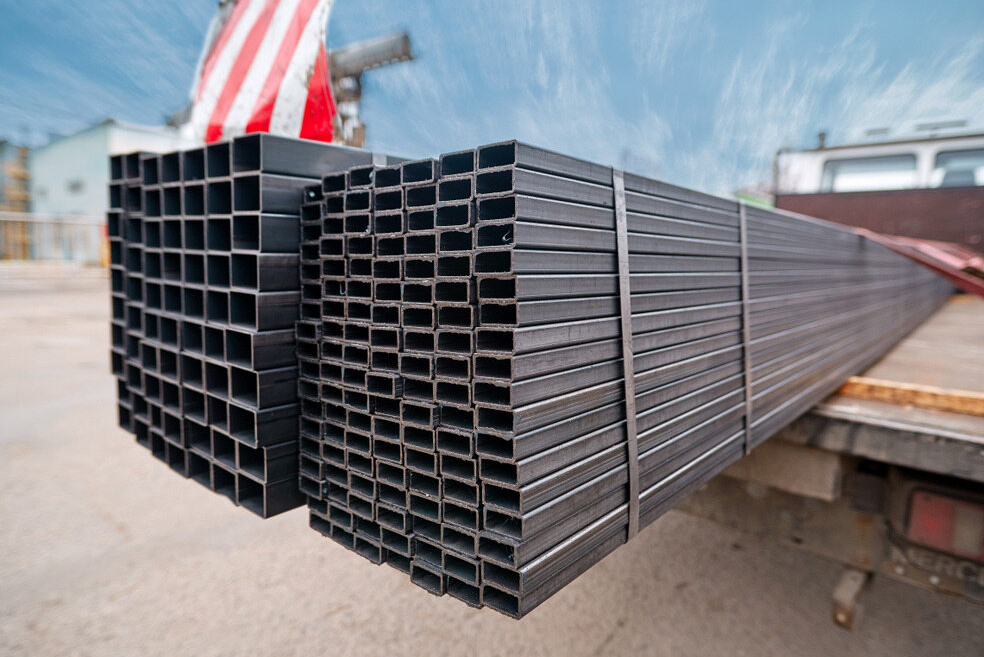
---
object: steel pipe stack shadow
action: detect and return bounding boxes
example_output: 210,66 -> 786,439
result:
108,134 -> 380,517
300,140 -> 950,617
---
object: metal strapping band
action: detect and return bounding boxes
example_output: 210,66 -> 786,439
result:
738,201 -> 754,453
612,168 -> 639,539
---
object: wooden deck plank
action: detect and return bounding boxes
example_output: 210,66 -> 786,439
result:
789,295 -> 984,481
858,294 -> 984,392
837,376 -> 984,417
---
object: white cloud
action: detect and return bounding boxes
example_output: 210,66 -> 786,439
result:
835,36 -> 984,140
7,0 -> 980,201
677,20 -> 984,195
629,0 -> 711,74
360,0 -> 672,173
0,1 -> 210,144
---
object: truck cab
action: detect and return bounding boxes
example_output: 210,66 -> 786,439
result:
773,126 -> 984,250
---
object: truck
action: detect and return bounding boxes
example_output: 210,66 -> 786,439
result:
771,124 -> 984,250
679,128 -> 984,628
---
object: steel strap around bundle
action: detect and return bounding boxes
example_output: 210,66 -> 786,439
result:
612,168 -> 640,539
738,201 -> 754,453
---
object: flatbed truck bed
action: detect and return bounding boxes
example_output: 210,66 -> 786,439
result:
677,294 -> 984,628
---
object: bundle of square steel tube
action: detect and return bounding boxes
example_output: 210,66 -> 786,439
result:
108,134 -> 387,517
109,135 -> 949,616
298,140 -> 950,617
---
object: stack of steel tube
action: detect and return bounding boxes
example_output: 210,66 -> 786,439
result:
303,155 -> 491,601
109,134 -> 949,616
301,140 -> 950,617
742,204 -> 948,445
469,143 -> 750,616
108,134 -> 375,517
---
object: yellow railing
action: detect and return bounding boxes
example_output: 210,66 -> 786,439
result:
0,212 -> 106,265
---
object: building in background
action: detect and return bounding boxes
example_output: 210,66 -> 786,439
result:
5,119 -> 192,264
774,124 -> 984,250
30,118 -> 191,217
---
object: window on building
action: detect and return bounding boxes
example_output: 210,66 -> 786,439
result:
820,154 -> 917,192
67,179 -> 84,194
932,148 -> 984,188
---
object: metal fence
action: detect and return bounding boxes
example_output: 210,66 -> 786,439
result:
0,211 -> 106,265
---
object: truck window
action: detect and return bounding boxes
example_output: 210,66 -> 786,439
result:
820,154 -> 917,192
932,148 -> 984,187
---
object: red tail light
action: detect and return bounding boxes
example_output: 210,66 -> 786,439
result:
907,490 -> 984,562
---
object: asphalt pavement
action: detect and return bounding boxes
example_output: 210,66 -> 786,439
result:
1,264 -> 981,657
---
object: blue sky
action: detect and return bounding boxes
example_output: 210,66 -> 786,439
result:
1,0 -> 982,194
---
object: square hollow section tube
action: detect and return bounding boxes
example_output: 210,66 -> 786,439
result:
110,139 -> 380,522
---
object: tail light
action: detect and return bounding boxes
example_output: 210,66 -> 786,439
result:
907,490 -> 984,562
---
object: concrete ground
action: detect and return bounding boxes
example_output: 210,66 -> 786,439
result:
1,263 -> 981,657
